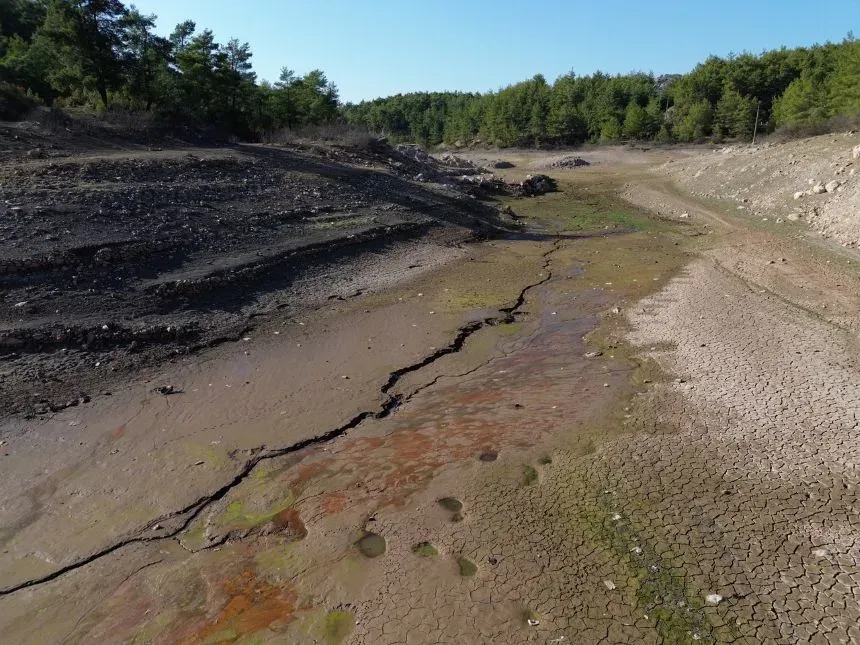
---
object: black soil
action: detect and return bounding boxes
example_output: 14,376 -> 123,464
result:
0,128 -> 517,418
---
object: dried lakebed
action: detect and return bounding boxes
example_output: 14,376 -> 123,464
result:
2,160 -> 860,643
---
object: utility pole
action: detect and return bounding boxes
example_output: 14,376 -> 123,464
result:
752,101 -> 760,144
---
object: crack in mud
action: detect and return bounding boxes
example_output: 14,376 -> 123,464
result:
0,240 -> 560,596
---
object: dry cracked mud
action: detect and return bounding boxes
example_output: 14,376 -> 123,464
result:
1,145 -> 859,644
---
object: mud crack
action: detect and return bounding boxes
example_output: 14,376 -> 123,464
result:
0,239 -> 561,596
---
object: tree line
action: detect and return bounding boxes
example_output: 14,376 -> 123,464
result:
344,37 -> 860,146
0,0 -> 339,137
2,1 -> 858,145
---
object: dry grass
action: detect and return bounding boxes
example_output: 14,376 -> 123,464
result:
767,113 -> 860,143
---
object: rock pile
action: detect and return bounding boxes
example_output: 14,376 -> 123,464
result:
550,156 -> 590,169
520,174 -> 556,196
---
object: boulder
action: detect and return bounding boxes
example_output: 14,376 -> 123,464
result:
853,144 -> 860,160
811,183 -> 827,194
492,160 -> 515,169
793,191 -> 806,200
825,180 -> 840,193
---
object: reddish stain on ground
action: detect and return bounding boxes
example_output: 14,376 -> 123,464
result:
270,508 -> 308,539
321,490 -> 349,515
171,568 -> 298,643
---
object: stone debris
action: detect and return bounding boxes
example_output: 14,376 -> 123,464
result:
705,594 -> 723,605
550,156 -> 590,169
520,174 -> 556,196
603,580 -> 616,591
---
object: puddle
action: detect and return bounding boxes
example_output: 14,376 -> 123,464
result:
356,532 -> 386,558
437,497 -> 463,512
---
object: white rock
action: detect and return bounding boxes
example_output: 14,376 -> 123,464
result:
679,212 -> 690,219
852,144 -> 860,159
812,183 -> 827,194
705,594 -> 723,605
825,180 -> 840,193
603,580 -> 616,590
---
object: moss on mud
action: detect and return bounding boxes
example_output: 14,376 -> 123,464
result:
522,464 -> 538,485
220,492 -> 294,531
457,556 -> 477,577
578,490 -> 739,644
412,541 -> 439,557
499,176 -> 659,235
323,610 -> 355,644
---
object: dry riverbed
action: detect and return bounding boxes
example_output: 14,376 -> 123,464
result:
2,143 -> 860,644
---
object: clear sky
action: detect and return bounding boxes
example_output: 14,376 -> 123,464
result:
136,0 -> 859,103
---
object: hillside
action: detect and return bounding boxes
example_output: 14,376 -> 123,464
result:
660,131 -> 860,246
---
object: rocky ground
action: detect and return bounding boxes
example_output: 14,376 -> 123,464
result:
658,131 -> 860,246
0,121 -> 522,417
1,133 -> 859,644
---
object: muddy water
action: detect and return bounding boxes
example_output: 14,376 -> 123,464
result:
0,224 -> 687,643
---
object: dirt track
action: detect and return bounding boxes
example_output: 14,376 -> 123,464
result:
1,140 -> 859,644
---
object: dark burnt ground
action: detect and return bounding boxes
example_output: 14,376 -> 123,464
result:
0,134 -> 516,418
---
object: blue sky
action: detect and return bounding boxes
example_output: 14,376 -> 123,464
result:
137,0 -> 859,103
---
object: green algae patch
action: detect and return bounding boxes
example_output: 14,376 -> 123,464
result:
498,178 -> 657,235
495,321 -> 522,336
457,556 -> 477,577
523,464 -> 538,485
200,628 -> 238,644
323,610 -> 355,644
412,541 -> 439,557
577,490 -> 738,644
215,489 -> 296,532
222,498 -> 290,530
442,290 -> 501,312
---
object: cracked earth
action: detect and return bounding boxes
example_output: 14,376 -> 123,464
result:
2,150 -> 860,644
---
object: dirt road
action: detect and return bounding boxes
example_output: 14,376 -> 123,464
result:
1,144 -> 859,644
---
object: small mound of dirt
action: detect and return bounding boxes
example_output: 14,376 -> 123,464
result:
519,174 -> 557,196
550,156 -> 590,169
